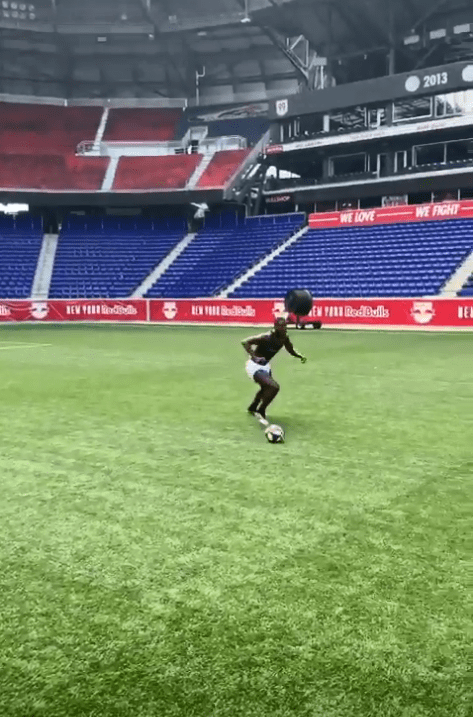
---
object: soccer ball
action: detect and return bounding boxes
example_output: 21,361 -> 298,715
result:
265,424 -> 285,443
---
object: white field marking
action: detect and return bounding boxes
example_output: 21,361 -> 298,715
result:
0,342 -> 52,350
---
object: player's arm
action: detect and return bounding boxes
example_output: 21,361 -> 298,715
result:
241,334 -> 266,363
284,336 -> 307,363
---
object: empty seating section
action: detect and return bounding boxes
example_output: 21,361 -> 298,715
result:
49,216 -> 187,298
103,109 -> 182,142
0,215 -> 43,298
231,219 -> 473,298
0,155 -> 109,191
146,214 -> 304,298
197,149 -> 250,188
0,104 -> 102,155
0,102 -> 106,190
113,155 -> 201,191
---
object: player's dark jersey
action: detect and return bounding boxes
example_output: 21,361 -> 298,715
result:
246,331 -> 293,363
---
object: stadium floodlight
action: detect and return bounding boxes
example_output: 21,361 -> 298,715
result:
429,28 -> 446,40
453,23 -> 472,34
404,34 -> 421,45
1,0 -> 35,18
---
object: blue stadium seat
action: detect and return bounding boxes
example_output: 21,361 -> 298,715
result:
230,219 -> 473,298
0,214 -> 43,298
146,213 -> 305,298
49,215 -> 187,299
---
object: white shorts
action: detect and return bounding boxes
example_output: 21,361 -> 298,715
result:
245,358 -> 271,380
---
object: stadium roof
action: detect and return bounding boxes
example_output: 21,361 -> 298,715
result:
0,0 -> 471,101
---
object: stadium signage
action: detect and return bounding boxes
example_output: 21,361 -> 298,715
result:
309,200 -> 473,229
295,299 -> 473,327
266,194 -> 292,203
1,298 -> 473,329
269,61 -> 473,119
0,300 -> 147,322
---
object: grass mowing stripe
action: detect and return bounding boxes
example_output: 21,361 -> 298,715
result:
0,342 -> 52,350
0,326 -> 470,717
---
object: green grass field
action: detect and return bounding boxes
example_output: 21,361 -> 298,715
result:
0,325 -> 471,717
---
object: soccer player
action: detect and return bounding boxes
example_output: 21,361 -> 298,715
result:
241,316 -> 307,419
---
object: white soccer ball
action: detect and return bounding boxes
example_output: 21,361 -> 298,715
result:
265,424 -> 285,443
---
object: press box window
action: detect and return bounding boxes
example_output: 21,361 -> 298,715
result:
414,143 -> 445,166
330,153 -> 367,176
393,97 -> 433,122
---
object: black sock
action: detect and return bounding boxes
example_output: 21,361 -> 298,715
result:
248,389 -> 263,413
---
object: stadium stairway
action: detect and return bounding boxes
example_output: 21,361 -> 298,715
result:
186,151 -> 216,189
219,222 -> 309,298
442,251 -> 473,296
31,233 -> 59,299
102,157 -> 120,191
132,232 -> 198,298
458,270 -> 473,296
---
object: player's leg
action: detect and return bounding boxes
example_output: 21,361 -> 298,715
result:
253,371 -> 280,419
248,387 -> 264,413
245,358 -> 269,413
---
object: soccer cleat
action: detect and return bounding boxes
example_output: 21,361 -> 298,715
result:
254,410 -> 268,425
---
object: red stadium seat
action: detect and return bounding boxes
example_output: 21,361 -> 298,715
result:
113,155 -> 201,190
0,104 -> 102,155
197,149 -> 250,188
103,108 -> 183,142
0,154 -> 108,190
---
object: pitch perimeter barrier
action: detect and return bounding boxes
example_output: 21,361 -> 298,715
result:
0,298 -> 473,329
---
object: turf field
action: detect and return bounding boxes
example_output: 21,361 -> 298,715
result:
0,325 -> 471,717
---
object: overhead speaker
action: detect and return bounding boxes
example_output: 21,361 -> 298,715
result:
285,288 -> 313,317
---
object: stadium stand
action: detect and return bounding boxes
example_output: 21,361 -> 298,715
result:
0,155 -> 109,191
0,102 -> 108,190
146,213 -> 305,298
49,215 -> 187,298
230,219 -> 473,298
0,215 -> 43,298
197,149 -> 251,188
113,155 -> 202,191
0,104 -> 102,155
0,103 -> 254,192
103,109 -> 183,142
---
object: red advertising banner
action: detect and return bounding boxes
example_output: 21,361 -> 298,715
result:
309,200 -> 473,229
149,298 -> 284,324
149,298 -> 473,328
1,297 -> 473,329
0,299 -> 147,322
300,298 -> 473,327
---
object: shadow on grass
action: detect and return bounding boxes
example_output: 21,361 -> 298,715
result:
265,414 -> 313,438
